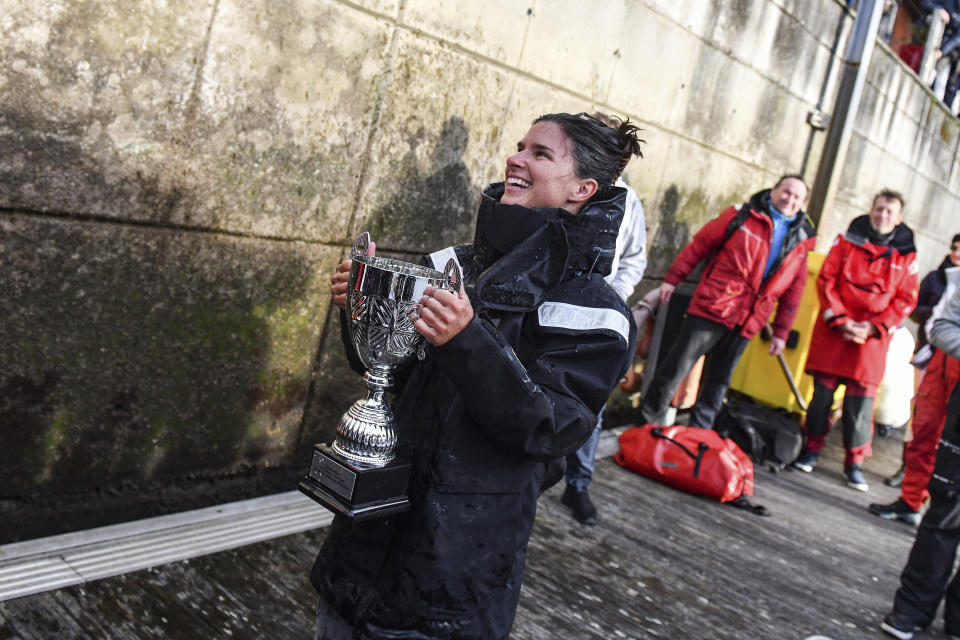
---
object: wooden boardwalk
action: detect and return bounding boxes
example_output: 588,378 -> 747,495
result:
0,427 -> 938,640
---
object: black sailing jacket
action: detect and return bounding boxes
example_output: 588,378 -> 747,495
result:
311,182 -> 637,639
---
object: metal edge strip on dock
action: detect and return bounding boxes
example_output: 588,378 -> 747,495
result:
0,491 -> 333,602
0,426 -> 629,602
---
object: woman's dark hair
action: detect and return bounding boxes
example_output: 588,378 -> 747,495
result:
533,112 -> 644,191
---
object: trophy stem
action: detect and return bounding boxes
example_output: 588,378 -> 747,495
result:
331,364 -> 397,468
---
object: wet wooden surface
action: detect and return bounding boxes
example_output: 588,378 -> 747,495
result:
0,427 -> 940,639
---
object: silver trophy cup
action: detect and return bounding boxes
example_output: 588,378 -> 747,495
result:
300,232 -> 461,519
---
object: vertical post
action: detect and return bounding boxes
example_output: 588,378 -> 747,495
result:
920,10 -> 948,84
807,1 -> 885,229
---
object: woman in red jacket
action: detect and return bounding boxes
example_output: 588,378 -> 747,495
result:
794,189 -> 920,492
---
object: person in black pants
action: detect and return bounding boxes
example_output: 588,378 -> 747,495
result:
882,286 -> 960,640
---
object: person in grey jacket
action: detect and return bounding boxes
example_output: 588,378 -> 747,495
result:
561,171 -> 647,525
881,285 -> 960,639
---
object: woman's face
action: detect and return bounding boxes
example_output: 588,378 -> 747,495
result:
501,121 -> 595,214
950,242 -> 960,266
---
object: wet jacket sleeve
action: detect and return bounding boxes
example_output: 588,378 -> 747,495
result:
430,312 -> 632,460
663,207 -> 737,286
769,251 -> 808,340
930,287 -> 960,361
816,237 -> 849,329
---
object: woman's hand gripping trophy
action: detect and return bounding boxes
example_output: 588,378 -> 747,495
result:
330,239 -> 473,347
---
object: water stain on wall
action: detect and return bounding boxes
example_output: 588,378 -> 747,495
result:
364,117 -> 477,252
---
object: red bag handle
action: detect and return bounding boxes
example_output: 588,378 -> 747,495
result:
650,427 -> 709,478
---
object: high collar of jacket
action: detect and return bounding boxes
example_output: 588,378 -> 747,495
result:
470,182 -> 626,312
845,215 -> 916,256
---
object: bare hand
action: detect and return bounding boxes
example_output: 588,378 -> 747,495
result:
940,8 -> 950,23
331,241 -> 376,308
769,336 -> 786,356
659,283 -> 676,303
411,285 -> 474,346
839,320 -> 869,344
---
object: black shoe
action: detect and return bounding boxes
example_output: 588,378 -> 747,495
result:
869,498 -> 922,525
561,485 -> 598,525
880,611 -> 923,639
884,465 -> 905,487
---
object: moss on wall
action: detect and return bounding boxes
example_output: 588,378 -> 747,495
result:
0,213 -> 335,496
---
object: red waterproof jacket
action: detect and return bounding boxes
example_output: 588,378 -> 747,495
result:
805,215 -> 920,386
663,189 -> 817,341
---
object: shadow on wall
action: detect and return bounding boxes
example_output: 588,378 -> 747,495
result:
646,184 -> 692,277
0,178 -> 327,537
296,119 -> 480,463
364,117 -> 477,252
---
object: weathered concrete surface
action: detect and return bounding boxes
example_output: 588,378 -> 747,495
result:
2,0 -> 958,535
825,43 -> 960,261
0,0 -> 391,240
0,427 -> 926,639
0,213 -> 338,493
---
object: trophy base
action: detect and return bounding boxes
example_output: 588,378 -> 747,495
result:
298,443 -> 411,520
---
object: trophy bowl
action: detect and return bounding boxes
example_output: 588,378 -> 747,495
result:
334,250 -> 456,466
299,232 -> 461,519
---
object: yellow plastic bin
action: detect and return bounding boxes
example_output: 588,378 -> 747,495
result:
728,252 -> 826,414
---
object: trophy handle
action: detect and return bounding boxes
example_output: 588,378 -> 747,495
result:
443,258 -> 462,294
352,232 -> 371,260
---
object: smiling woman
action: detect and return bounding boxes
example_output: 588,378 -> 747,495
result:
502,114 -> 643,214
314,113 -> 644,640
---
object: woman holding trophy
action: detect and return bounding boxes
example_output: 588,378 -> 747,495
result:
312,113 -> 644,639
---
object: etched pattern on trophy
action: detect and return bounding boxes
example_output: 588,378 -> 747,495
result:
391,300 -> 420,355
299,232 -> 463,518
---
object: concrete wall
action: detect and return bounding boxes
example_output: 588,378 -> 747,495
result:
1,0 -> 955,533
826,39 -> 960,265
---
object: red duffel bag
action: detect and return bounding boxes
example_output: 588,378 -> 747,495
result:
614,424 -> 754,503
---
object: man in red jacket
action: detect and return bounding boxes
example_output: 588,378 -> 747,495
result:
794,189 -> 920,492
639,175 -> 816,430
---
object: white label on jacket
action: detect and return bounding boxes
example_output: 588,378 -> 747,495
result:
537,302 -> 629,343
428,247 -> 461,275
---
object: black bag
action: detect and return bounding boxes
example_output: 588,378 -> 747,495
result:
714,395 -> 803,472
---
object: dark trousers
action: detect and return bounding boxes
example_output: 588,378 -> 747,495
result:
892,492 -> 960,633
803,374 -> 876,466
640,314 -> 749,429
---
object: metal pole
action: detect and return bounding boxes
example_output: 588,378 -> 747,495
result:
806,0 -> 884,229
